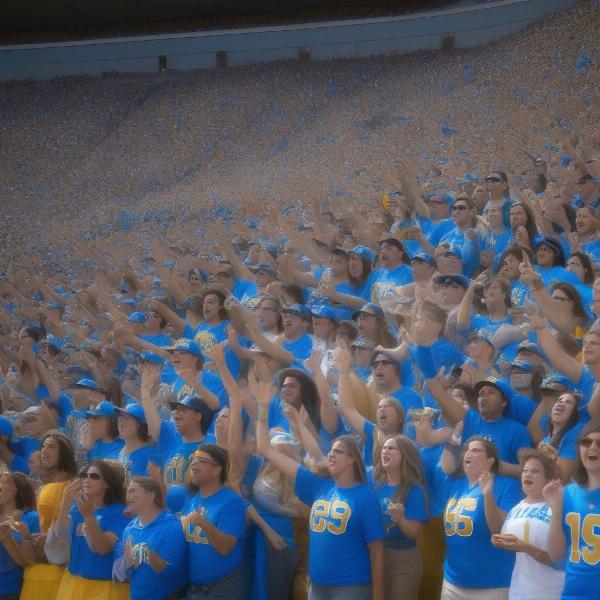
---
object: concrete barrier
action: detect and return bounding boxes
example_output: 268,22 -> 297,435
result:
0,0 -> 575,81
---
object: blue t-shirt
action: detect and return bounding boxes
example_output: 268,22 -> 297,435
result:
170,370 -> 227,413
88,438 -> 125,461
542,423 -> 585,460
12,436 -> 41,464
373,482 -> 428,549
181,487 -> 246,584
462,409 -> 531,465
392,386 -> 423,441
282,333 -> 314,362
371,264 -> 413,301
68,503 -> 130,580
576,365 -> 597,424
535,266 -> 581,289
439,473 -> 522,588
294,466 -> 384,586
561,483 -> 600,600
0,510 -> 39,595
117,510 -> 187,600
118,445 -> 163,479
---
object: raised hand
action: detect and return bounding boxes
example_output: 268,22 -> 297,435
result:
542,479 -> 564,510
478,470 -> 494,497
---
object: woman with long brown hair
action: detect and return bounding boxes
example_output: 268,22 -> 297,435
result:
371,434 -> 428,600
20,430 -> 77,600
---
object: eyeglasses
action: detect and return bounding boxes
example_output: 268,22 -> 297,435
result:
579,438 -> 600,449
372,359 -> 393,368
451,205 -> 468,212
78,472 -> 101,480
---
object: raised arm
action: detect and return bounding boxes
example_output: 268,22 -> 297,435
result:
148,298 -> 186,337
532,318 -> 583,383
305,350 -> 338,435
139,363 -> 163,442
336,347 -> 368,436
255,382 -> 300,486
479,471 -> 506,535
542,479 -> 566,561
214,222 -> 256,282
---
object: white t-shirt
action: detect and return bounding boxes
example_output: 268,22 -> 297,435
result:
502,500 -> 565,600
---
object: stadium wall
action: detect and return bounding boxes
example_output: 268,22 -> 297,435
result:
0,0 -> 575,81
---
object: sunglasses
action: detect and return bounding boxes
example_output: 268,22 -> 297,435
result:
78,472 -> 101,480
485,177 -> 502,183
579,438 -> 600,449
451,205 -> 468,212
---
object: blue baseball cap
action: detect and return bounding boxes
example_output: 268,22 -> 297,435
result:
167,338 -> 204,360
541,373 -> 574,392
410,252 -> 437,267
116,403 -> 146,423
517,340 -> 544,357
86,401 -> 118,418
310,305 -> 339,321
353,303 -> 384,320
434,274 -> 470,289
74,379 -> 107,394
282,304 -> 310,321
349,245 -> 377,265
169,395 -> 216,433
0,416 -> 13,438
468,330 -> 496,351
510,359 -> 536,373
127,311 -> 147,323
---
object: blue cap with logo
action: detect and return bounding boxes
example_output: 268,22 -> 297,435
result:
310,305 -> 339,321
167,338 -> 204,360
86,401 -> 118,418
349,245 -> 377,265
352,303 -> 384,320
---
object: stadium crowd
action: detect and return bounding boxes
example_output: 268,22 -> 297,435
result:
1,2 -> 600,600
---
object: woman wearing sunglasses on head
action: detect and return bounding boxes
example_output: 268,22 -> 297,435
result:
543,422 -> 600,600
47,460 -> 131,600
255,381 -> 385,600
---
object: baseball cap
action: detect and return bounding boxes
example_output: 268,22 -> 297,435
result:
282,304 -> 310,321
540,373 -> 574,392
74,379 -> 108,394
468,331 -> 496,351
349,245 -> 377,265
116,403 -> 146,423
169,395 -> 216,433
434,274 -> 470,289
310,305 -> 339,321
127,311 -> 147,323
411,252 -> 437,267
86,401 -> 118,418
517,340 -> 544,357
352,303 -> 384,320
510,359 -> 536,373
167,338 -> 204,360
